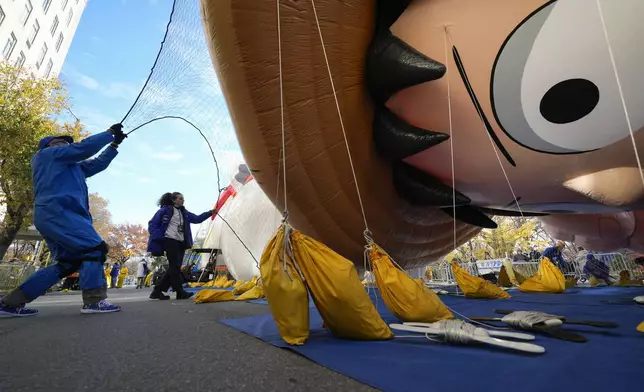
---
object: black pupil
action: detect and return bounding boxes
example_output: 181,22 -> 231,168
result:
539,78 -> 600,124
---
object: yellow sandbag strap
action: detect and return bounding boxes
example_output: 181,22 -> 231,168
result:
194,289 -> 235,303
451,262 -> 510,299
235,285 -> 265,301
292,231 -> 392,340
371,245 -> 452,323
233,280 -> 244,288
260,226 -> 309,345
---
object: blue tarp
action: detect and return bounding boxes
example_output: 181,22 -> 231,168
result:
221,287 -> 644,392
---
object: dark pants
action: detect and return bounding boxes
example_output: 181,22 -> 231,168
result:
154,238 -> 186,294
110,275 -> 118,288
136,277 -> 145,289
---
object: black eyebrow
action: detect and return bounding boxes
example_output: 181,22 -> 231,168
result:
452,46 -> 516,167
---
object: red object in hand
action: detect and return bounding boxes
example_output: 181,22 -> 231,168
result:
212,185 -> 237,220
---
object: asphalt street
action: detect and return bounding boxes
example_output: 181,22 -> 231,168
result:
0,288 -> 375,392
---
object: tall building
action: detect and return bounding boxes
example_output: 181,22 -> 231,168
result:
0,0 -> 86,78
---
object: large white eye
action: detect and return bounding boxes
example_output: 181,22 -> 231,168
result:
491,0 -> 644,154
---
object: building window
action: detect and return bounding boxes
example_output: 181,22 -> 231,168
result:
27,20 -> 40,48
62,0 -> 69,11
21,1 -> 33,26
50,16 -> 59,36
36,43 -> 48,69
2,33 -> 17,60
0,5 -> 5,27
66,9 -> 73,26
15,51 -> 26,68
43,0 -> 53,14
56,32 -> 64,51
44,59 -> 53,78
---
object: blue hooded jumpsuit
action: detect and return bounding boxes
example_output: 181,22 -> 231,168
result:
1,131 -> 117,307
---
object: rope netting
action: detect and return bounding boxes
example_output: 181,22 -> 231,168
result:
121,0 -> 236,189
117,0 -> 260,264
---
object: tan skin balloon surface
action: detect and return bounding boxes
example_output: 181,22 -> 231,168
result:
201,0 -> 644,266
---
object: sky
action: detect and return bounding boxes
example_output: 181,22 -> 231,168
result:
58,0 -> 244,234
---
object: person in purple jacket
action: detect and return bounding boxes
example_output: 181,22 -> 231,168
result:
147,192 -> 215,300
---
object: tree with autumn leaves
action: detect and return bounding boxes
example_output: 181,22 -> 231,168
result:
0,63 -> 89,259
448,217 -> 555,262
89,193 -> 148,266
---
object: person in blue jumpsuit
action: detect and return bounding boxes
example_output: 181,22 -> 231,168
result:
0,125 -> 127,317
583,253 -> 614,285
541,241 -> 567,272
109,262 -> 121,289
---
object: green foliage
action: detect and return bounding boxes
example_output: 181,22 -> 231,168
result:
449,217 -> 548,261
0,62 -> 89,259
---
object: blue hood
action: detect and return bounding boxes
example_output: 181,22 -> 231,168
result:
38,135 -> 74,150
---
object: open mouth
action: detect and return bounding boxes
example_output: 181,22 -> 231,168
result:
365,0 -> 536,229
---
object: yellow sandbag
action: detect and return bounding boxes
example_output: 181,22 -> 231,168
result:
223,280 -> 233,288
519,257 -> 566,293
260,226 -> 309,345
501,259 -> 520,286
617,270 -> 642,287
637,321 -> 644,333
144,272 -> 152,287
589,275 -> 599,287
425,266 -> 433,280
216,278 -> 230,288
233,280 -> 244,288
371,245 -> 452,322
292,231 -> 393,340
565,277 -> 577,288
213,275 -> 227,287
251,276 -> 259,284
194,289 -> 235,303
235,285 -> 265,301
498,266 -> 513,287
451,262 -> 511,299
233,281 -> 255,295
188,282 -> 203,288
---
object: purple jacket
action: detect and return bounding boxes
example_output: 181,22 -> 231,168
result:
147,205 -> 212,255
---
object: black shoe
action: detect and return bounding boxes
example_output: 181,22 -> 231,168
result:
176,291 -> 194,300
149,291 -> 170,300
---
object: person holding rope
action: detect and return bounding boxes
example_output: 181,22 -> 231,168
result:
0,125 -> 127,317
147,192 -> 215,300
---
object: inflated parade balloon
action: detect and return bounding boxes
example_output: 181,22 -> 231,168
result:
201,164 -> 281,280
201,0 -> 644,267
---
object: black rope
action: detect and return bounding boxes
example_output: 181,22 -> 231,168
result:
120,0 -> 178,124
66,107 -> 79,122
127,116 -> 221,203
125,115 -> 259,266
118,0 -> 260,268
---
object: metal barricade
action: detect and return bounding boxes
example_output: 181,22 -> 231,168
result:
511,261 -> 539,278
0,264 -> 36,292
595,252 -> 643,280
425,261 -> 482,286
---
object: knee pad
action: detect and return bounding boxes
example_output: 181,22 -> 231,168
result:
55,259 -> 83,278
57,242 -> 110,271
83,241 -> 109,264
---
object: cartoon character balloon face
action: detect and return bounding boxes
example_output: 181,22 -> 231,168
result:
202,0 -> 644,267
383,0 -> 644,218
